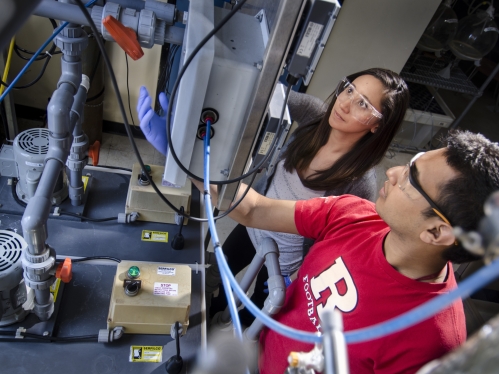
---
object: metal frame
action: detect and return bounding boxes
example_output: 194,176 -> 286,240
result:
218,0 -> 307,210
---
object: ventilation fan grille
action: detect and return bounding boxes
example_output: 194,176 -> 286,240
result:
16,128 -> 49,155
0,231 -> 24,272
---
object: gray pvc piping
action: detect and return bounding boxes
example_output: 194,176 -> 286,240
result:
34,0 -> 90,26
34,289 -> 52,305
221,254 -> 265,323
22,160 -> 62,254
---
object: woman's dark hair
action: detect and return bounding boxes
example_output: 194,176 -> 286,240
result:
282,67 -> 410,191
422,130 -> 499,264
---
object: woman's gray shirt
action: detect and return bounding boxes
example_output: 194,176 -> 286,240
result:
253,89 -> 377,202
248,89 -> 378,265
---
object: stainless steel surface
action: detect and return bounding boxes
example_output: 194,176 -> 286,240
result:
218,0 -> 307,210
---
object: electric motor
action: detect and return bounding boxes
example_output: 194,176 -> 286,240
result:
13,128 -> 68,204
0,230 -> 33,326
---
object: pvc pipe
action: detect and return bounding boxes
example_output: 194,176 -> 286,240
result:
22,160 -> 62,254
34,0 -> 90,26
0,0 -> 97,104
221,253 -> 264,323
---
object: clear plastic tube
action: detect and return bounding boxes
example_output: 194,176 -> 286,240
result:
203,119 -> 244,341
216,227 -> 499,344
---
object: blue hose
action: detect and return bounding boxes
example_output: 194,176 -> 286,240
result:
203,119 -> 244,341
216,227 -> 499,344
345,257 -> 499,343
0,0 -> 97,104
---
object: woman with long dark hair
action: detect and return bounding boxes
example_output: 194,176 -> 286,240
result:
209,67 -> 411,326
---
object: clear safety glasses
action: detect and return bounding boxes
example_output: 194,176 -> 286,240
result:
335,77 -> 383,126
398,152 -> 452,225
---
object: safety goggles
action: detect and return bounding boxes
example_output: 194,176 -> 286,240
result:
398,152 -> 452,225
335,77 -> 384,126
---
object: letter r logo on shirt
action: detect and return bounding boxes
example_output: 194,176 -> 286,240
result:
310,257 -> 358,319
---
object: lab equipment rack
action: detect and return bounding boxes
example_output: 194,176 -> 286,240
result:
0,168 -> 205,374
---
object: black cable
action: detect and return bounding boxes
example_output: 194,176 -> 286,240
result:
0,56 -> 52,89
87,164 -> 132,172
166,52 -> 293,184
23,332 -> 98,342
58,211 -> 118,222
56,256 -> 121,263
162,0 -> 293,185
175,321 -> 181,358
11,179 -> 27,208
0,330 -> 98,342
11,178 -> 118,222
72,0 -> 264,222
85,86 -> 105,102
124,53 -> 142,136
13,18 -> 59,61
164,45 -> 179,97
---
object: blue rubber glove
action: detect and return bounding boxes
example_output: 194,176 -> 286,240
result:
136,86 -> 170,156
263,275 -> 292,294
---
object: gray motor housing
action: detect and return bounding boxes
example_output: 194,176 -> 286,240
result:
0,230 -> 33,326
13,128 -> 68,204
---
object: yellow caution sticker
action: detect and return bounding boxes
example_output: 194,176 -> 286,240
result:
141,230 -> 168,242
50,278 -> 61,303
130,346 -> 163,363
82,175 -> 89,192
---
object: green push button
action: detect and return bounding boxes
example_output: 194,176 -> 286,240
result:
127,266 -> 140,279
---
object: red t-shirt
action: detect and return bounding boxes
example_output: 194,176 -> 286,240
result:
259,195 -> 466,374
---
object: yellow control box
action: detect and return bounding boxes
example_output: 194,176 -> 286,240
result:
125,163 -> 191,224
107,261 -> 191,335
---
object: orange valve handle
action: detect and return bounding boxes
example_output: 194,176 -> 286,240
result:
56,258 -> 73,283
88,140 -> 100,166
102,15 -> 144,61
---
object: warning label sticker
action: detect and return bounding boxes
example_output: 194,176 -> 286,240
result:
50,278 -> 61,303
130,346 -> 163,363
258,132 -> 275,155
157,266 -> 176,276
153,282 -> 178,296
297,21 -> 324,58
141,230 -> 168,242
82,175 -> 89,193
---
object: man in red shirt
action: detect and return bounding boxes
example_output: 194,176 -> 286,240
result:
196,130 -> 499,373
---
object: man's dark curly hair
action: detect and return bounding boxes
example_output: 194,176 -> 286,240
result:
422,130 -> 499,263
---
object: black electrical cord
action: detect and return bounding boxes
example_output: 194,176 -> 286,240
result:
0,330 -> 98,342
71,0 -> 240,222
58,211 -> 118,222
13,18 -> 59,61
87,164 -> 132,172
0,56 -> 52,89
163,0 -> 293,185
73,0 -> 270,222
124,53 -> 142,136
11,178 -> 118,222
56,256 -> 121,263
85,86 -> 105,102
163,45 -> 179,97
166,65 -> 292,184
